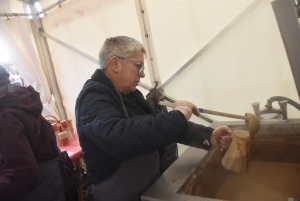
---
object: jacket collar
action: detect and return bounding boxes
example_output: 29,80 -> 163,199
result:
91,69 -> 115,91
89,69 -> 155,115
90,69 -> 135,97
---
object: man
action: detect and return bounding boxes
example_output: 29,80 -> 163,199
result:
0,66 -> 77,201
75,36 -> 232,201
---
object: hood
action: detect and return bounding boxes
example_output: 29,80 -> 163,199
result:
0,85 -> 43,117
0,75 -> 10,86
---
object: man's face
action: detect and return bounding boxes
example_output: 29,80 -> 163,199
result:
118,51 -> 145,94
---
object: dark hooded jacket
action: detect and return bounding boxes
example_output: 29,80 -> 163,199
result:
75,69 -> 214,185
0,74 -> 73,200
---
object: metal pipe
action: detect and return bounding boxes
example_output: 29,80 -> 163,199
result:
138,82 -> 214,123
39,17 -> 215,124
268,96 -> 300,111
272,0 -> 300,100
159,0 -> 262,90
0,13 -> 31,17
40,31 -> 158,95
134,0 -> 160,87
40,31 -> 99,65
29,4 -> 67,120
138,82 -> 152,91
37,0 -> 69,15
41,32 -> 215,123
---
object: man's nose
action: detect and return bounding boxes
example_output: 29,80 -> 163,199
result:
139,70 -> 145,78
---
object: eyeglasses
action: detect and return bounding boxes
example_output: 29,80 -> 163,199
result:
115,56 -> 145,74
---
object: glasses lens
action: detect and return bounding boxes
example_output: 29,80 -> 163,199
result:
117,56 -> 144,74
138,64 -> 144,74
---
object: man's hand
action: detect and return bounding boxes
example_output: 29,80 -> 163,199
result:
173,100 -> 200,120
211,126 -> 232,149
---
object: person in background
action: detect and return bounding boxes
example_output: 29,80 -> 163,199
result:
0,65 -> 77,201
8,77 -> 14,82
20,77 -> 24,87
75,36 -> 232,201
9,76 -> 21,86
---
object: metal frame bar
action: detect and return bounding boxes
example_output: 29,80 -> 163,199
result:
134,0 -> 161,87
40,31 -> 99,64
0,0 -> 69,17
272,0 -> 300,100
138,82 -> 215,123
39,26 -> 215,124
40,32 -> 217,122
41,31 -> 157,94
29,5 -> 67,120
17,0 -> 35,4
0,13 -> 31,17
2,0 -> 69,17
37,0 -> 69,15
159,0 -> 262,90
38,3 -> 214,123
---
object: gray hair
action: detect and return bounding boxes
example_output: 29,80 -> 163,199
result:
99,36 -> 146,71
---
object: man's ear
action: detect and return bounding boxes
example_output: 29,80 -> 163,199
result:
109,56 -> 119,73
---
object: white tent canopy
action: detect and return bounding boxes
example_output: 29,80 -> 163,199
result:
1,0 -> 300,128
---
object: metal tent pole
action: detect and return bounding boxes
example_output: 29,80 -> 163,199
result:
41,30 -> 215,123
272,0 -> 300,100
0,13 -> 31,17
37,0 -> 69,15
28,4 -> 67,120
40,31 -> 99,64
159,0 -> 262,90
138,82 -> 215,123
134,0 -> 161,88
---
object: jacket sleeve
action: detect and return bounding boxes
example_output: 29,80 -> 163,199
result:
0,110 -> 40,201
77,92 -> 189,161
176,121 -> 214,150
144,88 -> 213,150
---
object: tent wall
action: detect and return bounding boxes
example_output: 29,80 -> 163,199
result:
0,18 -> 60,117
40,0 -> 300,125
0,0 -> 24,13
42,0 -> 146,122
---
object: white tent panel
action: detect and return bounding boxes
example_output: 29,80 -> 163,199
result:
43,0 -> 146,63
161,0 -> 299,121
41,0 -> 299,123
145,0 -> 255,83
42,0 -> 152,120
46,39 -> 98,118
0,0 -> 24,13
1,0 -> 298,125
39,0 -> 64,8
0,18 -> 57,116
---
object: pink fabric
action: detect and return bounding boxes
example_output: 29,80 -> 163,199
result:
59,132 -> 82,162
